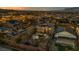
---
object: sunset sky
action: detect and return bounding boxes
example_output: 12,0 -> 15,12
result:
0,7 -> 29,10
0,7 -> 67,11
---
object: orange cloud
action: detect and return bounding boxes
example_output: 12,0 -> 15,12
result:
0,7 -> 29,10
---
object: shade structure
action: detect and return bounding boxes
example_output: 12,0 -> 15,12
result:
55,31 -> 76,39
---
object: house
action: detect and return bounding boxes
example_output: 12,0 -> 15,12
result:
0,27 -> 10,33
54,31 -> 77,50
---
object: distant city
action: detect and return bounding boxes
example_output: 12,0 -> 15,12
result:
0,7 -> 79,51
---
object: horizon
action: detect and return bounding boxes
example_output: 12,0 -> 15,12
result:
0,7 -> 69,11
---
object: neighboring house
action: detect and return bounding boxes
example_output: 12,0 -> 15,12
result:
54,31 -> 77,50
0,27 -> 10,33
